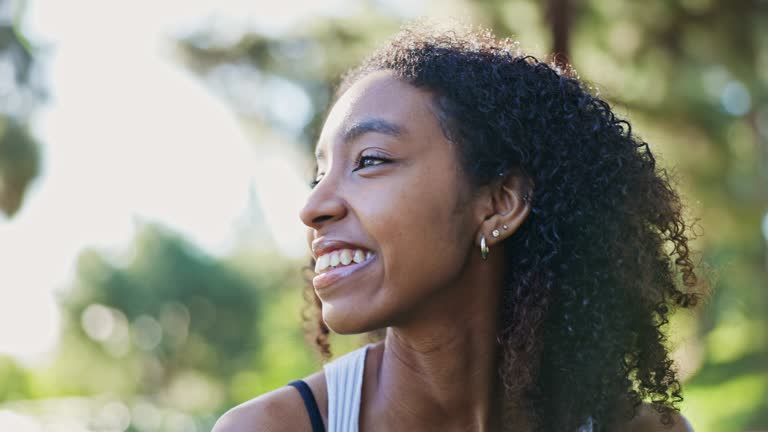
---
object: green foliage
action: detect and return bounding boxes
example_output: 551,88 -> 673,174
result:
0,356 -> 31,402
0,117 -> 39,217
61,225 -> 262,392
0,0 -> 44,218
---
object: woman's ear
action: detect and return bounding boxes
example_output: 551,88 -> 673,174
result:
474,170 -> 533,247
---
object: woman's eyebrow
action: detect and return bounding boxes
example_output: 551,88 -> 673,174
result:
343,118 -> 404,143
315,118 -> 405,161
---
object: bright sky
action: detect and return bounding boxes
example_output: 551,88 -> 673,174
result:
0,0 -> 374,363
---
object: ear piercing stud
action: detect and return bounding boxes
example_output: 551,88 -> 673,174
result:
492,225 -> 509,239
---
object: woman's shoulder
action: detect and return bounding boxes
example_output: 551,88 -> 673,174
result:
211,370 -> 328,432
615,402 -> 695,432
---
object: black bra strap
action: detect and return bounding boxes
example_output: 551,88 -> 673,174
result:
287,380 -> 325,432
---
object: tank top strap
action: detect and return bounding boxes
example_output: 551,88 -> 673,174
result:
323,344 -> 371,432
287,379 -> 325,432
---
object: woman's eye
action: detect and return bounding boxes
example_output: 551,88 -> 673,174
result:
310,154 -> 390,188
354,155 -> 390,170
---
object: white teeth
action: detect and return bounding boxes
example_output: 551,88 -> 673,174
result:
340,249 -> 352,265
315,254 -> 329,273
315,248 -> 372,273
353,250 -> 365,264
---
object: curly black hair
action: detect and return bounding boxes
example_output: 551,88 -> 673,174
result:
302,25 -> 707,432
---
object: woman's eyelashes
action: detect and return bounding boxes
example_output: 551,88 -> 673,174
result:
353,153 -> 392,171
309,153 -> 393,189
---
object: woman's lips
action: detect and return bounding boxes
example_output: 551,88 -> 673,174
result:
312,253 -> 376,291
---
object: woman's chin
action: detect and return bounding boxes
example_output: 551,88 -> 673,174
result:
322,307 -> 384,335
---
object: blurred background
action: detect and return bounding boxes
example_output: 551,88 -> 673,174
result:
0,0 -> 765,431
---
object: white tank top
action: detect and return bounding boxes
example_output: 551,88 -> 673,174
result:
322,344 -> 594,432
323,344 -> 371,432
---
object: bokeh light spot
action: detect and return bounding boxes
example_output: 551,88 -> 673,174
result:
721,80 -> 751,116
133,315 -> 163,351
81,304 -> 115,342
761,211 -> 768,243
93,401 -> 131,432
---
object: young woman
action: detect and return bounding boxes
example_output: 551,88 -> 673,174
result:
214,26 -> 702,432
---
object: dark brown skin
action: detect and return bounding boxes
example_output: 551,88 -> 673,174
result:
213,71 -> 694,432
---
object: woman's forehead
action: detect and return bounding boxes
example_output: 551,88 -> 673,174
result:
316,71 -> 438,154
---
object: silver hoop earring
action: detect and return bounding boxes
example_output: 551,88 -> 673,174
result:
480,235 -> 489,261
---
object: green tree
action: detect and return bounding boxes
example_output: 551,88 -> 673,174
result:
0,0 -> 44,218
47,223 -> 321,431
44,225 -> 263,431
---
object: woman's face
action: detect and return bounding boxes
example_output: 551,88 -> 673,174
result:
300,71 -> 482,334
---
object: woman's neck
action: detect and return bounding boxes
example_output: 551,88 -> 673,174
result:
383,329 -> 502,430
360,257 -> 531,431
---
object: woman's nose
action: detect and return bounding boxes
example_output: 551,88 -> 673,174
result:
299,179 -> 348,230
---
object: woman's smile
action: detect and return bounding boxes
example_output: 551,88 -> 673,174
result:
311,238 -> 377,291
312,250 -> 378,291
314,248 -> 373,274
